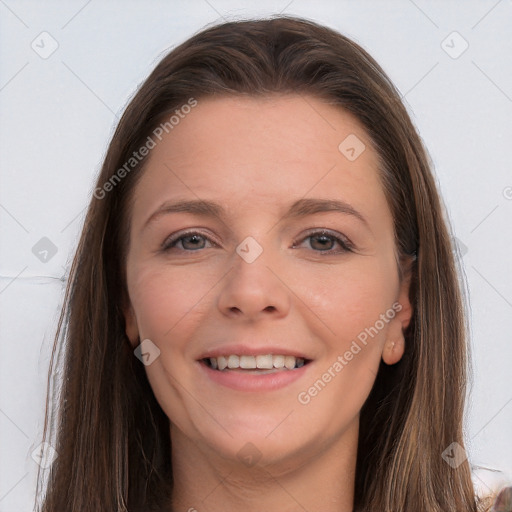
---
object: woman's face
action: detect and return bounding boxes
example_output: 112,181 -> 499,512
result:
123,94 -> 412,470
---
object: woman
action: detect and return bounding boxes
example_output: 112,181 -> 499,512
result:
36,15 -> 510,512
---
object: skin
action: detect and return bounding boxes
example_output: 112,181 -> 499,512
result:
123,94 -> 413,512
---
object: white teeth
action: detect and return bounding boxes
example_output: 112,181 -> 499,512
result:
240,355 -> 256,369
227,355 -> 239,368
217,356 -> 228,370
273,355 -> 285,368
256,354 -> 273,369
284,355 -> 296,370
206,354 -> 306,371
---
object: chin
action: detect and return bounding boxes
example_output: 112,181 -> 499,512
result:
192,414 -> 314,469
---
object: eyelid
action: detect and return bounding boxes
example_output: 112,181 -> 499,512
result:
160,229 -> 219,251
292,228 -> 354,253
160,227 -> 355,254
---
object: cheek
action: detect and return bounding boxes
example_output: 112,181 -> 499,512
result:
127,262 -> 215,341
295,255 -> 398,351
127,264 -> 214,427
293,263 -> 398,435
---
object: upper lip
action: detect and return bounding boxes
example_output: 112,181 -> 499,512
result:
197,344 -> 312,360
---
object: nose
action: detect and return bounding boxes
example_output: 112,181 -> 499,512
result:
216,243 -> 291,321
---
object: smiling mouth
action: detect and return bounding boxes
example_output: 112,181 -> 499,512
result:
202,354 -> 311,373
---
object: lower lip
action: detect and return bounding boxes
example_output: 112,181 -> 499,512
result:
198,361 -> 311,392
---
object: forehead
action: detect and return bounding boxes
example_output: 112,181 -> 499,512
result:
130,94 -> 390,229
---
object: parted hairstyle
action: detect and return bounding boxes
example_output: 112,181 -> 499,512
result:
36,15 -> 497,512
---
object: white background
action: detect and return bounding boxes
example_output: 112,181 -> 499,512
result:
1,1 -> 511,509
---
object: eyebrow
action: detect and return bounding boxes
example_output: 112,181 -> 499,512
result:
142,197 -> 369,231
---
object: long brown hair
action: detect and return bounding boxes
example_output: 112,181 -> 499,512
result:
37,15 -> 493,511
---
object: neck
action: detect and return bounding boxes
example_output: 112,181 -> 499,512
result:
168,420 -> 358,512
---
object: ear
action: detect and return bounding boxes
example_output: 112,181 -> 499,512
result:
122,299 -> 140,348
382,255 -> 414,365
396,253 -> 414,330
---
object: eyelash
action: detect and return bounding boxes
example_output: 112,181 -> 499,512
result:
161,229 -> 354,255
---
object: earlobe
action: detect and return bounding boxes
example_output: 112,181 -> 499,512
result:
382,334 -> 405,365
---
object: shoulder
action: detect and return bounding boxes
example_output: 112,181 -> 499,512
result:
491,486 -> 512,512
472,465 -> 512,512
